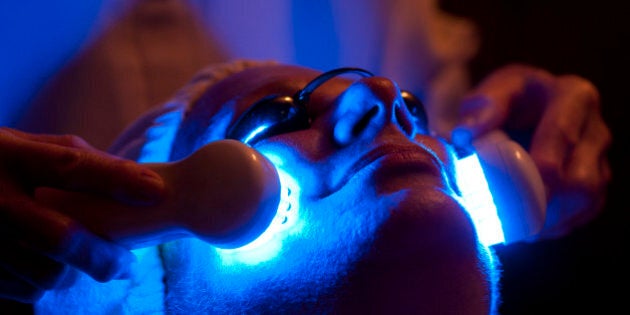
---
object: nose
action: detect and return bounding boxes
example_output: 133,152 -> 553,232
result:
332,77 -> 417,146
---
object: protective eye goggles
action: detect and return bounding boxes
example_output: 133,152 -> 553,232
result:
226,67 -> 428,146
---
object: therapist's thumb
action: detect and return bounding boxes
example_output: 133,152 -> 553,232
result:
451,94 -> 505,147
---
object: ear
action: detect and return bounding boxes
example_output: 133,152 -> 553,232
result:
108,102 -> 185,162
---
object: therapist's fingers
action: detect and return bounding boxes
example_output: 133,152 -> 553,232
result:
451,64 -> 555,145
529,75 -> 612,238
0,128 -> 164,205
0,127 -> 95,150
1,194 -> 136,284
0,129 -> 141,302
529,75 -> 606,188
450,65 -> 612,239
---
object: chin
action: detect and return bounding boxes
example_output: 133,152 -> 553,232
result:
161,184 -> 497,314
329,188 -> 496,313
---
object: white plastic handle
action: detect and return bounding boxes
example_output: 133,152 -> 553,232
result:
35,140 -> 281,249
473,131 -> 547,244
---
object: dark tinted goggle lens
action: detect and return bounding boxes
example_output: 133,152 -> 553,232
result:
226,95 -> 310,146
401,90 -> 428,133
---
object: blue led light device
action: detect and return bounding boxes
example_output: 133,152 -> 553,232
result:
454,131 -> 547,246
34,140 -> 282,250
34,133 -> 545,250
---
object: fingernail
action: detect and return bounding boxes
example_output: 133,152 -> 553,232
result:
451,127 -> 473,148
140,168 -> 164,186
137,168 -> 166,203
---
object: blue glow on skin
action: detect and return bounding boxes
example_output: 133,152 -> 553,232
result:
455,153 -> 505,246
137,109 -> 183,163
215,150 -> 303,265
214,141 -> 503,267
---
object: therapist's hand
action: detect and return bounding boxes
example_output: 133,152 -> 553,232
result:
0,128 -> 165,303
451,64 -> 612,240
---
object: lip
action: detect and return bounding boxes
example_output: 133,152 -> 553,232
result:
331,144 -> 446,192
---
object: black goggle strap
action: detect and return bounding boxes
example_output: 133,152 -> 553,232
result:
295,67 -> 374,105
228,67 -> 375,145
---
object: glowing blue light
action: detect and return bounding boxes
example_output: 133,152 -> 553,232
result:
455,153 -> 505,246
215,151 -> 302,265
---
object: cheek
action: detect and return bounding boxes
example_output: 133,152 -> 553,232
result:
255,131 -> 334,197
414,135 -> 459,192
414,135 -> 456,167
333,188 -> 492,310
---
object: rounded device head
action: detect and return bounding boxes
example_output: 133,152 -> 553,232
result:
35,140 -> 281,250
149,140 -> 282,249
472,131 -> 547,244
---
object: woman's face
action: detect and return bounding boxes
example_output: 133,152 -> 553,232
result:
163,65 -> 495,314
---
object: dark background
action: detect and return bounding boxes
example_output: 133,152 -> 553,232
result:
441,0 -> 629,313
